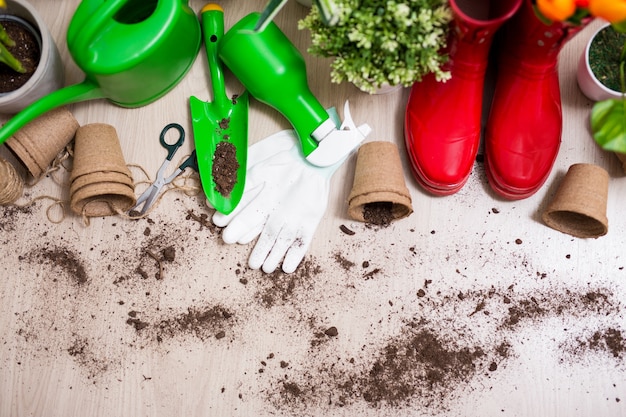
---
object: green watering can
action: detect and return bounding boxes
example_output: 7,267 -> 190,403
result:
0,0 -> 201,145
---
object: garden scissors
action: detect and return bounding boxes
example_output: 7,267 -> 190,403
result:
131,123 -> 198,215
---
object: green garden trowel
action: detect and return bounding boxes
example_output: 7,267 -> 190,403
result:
190,4 -> 249,215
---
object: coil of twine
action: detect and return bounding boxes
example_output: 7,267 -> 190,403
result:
0,157 -> 24,205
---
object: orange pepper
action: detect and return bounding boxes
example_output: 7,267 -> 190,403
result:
536,0 -> 577,21
589,0 -> 626,23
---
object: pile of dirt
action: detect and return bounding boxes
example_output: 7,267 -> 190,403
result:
1,196 -> 625,416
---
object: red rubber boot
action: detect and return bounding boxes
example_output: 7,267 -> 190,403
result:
404,0 -> 521,196
484,0 -> 592,200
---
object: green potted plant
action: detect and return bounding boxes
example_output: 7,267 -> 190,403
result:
577,23 -> 625,101
535,0 -> 626,169
0,0 -> 64,114
577,23 -> 626,169
298,0 -> 452,94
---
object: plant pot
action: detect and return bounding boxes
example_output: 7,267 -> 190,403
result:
358,82 -> 403,95
577,23 -> 624,102
0,0 -> 64,114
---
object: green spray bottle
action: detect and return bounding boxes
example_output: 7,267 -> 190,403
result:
218,12 -> 368,167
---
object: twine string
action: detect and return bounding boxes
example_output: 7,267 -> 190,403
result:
0,157 -> 24,205
3,150 -> 203,225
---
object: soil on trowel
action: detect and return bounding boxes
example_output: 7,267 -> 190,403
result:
0,19 -> 40,93
212,141 -> 239,196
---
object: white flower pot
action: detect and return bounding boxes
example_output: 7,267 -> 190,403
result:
577,23 -> 623,102
0,0 -> 64,114
369,83 -> 403,95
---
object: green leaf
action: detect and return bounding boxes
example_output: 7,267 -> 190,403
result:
0,23 -> 24,73
612,20 -> 626,34
0,24 -> 14,47
591,98 -> 626,152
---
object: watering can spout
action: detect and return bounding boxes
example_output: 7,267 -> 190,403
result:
0,81 -> 103,145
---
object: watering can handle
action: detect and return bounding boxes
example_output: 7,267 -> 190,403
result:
201,4 -> 228,110
0,81 -> 103,145
68,0 -> 130,55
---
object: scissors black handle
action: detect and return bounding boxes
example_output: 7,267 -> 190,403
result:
179,150 -> 199,172
160,123 -> 185,161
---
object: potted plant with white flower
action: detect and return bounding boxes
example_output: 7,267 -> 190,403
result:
298,0 -> 452,94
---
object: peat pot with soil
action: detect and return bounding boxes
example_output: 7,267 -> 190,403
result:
0,0 -> 63,114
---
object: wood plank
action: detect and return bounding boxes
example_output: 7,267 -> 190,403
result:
1,2 -> 624,416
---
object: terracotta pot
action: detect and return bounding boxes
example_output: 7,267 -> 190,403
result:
577,23 -> 623,102
0,0 -> 64,114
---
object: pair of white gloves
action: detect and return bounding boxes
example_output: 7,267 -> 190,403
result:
211,116 -> 370,274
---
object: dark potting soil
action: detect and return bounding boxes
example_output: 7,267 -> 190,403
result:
588,26 -> 626,92
212,141 -> 239,196
0,20 -> 40,93
363,201 -> 394,227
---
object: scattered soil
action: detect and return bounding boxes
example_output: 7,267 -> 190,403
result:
3,189 -> 626,415
0,203 -> 31,232
359,325 -> 486,406
126,304 -> 235,343
186,209 -> 218,233
212,141 -> 239,196
255,258 -> 321,308
585,328 -> 626,358
339,224 -> 355,235
0,19 -> 40,93
565,327 -> 626,360
24,245 -> 88,285
334,251 -> 355,271
261,277 -> 624,414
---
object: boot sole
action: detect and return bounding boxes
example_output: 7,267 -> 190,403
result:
485,156 -> 542,200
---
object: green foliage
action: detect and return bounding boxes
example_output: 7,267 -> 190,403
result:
591,98 -> 626,152
298,0 -> 452,93
0,21 -> 25,73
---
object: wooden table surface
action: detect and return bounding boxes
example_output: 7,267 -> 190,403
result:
1,2 -> 625,416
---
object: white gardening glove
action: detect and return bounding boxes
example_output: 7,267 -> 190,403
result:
212,129 -> 350,273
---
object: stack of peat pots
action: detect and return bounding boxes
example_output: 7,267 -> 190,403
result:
69,123 -> 135,217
